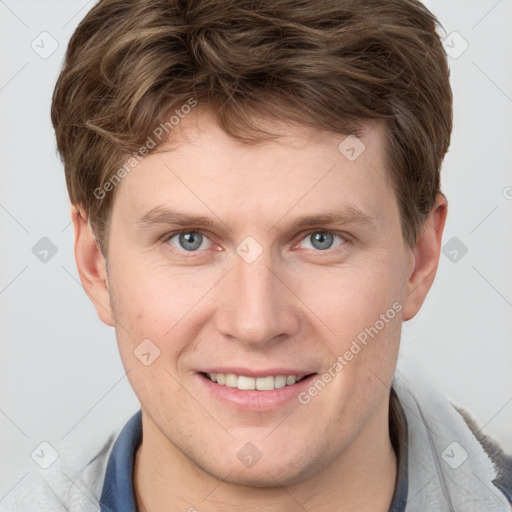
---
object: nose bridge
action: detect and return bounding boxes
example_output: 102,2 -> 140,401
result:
216,248 -> 298,347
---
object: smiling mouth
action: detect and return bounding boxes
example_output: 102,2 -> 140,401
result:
201,372 -> 316,391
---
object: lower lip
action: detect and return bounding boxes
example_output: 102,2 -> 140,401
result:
198,373 -> 317,411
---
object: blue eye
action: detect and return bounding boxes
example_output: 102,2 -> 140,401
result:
168,231 -> 211,252
301,231 -> 345,251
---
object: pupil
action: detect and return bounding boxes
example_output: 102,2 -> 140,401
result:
179,232 -> 202,251
311,232 -> 333,250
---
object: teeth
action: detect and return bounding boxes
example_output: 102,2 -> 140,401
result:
274,375 -> 287,389
237,375 -> 256,390
206,373 -> 305,391
225,374 -> 238,388
256,376 -> 274,391
286,375 -> 296,385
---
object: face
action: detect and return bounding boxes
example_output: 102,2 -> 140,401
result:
88,110 -> 420,486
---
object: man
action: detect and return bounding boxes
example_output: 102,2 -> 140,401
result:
7,0 -> 512,510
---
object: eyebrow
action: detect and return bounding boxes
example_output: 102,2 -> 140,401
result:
290,206 -> 375,230
135,207 -> 215,229
134,205 -> 375,231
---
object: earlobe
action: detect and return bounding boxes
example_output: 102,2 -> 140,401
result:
402,193 -> 448,321
71,205 -> 116,327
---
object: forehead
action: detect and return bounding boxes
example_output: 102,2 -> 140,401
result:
111,109 -> 396,232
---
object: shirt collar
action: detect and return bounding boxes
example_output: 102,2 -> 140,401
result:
388,387 -> 409,511
100,409 -> 141,512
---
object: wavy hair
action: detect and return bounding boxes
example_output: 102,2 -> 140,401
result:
51,0 -> 453,253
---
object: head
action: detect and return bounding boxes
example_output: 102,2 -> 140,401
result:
52,0 -> 452,487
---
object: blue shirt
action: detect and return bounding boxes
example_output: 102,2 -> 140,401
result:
99,401 -> 409,511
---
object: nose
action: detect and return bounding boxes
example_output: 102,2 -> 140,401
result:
214,251 -> 300,350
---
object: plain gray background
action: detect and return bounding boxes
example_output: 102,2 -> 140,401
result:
1,0 -> 511,503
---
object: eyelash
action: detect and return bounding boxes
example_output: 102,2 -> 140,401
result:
162,229 -> 351,257
298,230 -> 351,250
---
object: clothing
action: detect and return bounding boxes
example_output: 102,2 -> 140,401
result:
393,364 -> 512,510
3,363 -> 512,511
99,410 -> 141,511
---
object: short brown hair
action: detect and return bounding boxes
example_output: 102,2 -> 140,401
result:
51,0 -> 452,254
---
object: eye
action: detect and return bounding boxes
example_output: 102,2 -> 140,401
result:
299,231 -> 347,251
167,231 -> 212,252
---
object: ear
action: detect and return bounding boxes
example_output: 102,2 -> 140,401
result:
71,205 -> 116,326
402,193 -> 448,321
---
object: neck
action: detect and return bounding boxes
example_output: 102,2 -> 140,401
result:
134,396 -> 398,512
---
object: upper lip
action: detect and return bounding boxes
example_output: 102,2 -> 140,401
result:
199,367 -> 316,379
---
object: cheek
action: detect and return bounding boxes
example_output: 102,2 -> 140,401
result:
108,258 -> 224,376
109,257 -> 208,331
293,260 -> 404,336
290,257 -> 404,397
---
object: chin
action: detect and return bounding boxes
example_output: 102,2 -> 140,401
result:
216,465 -> 310,488
197,447 -> 325,489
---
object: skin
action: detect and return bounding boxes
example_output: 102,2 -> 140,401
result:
73,109 -> 447,511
